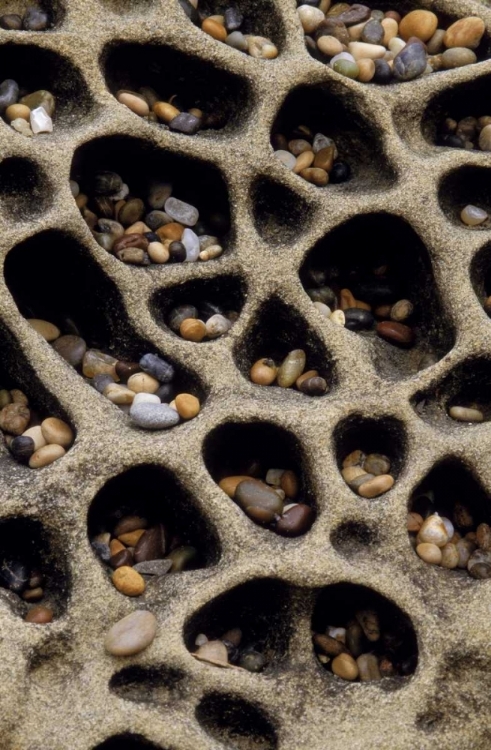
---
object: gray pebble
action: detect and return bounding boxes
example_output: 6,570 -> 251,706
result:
145,210 -> 172,230
393,42 -> 427,81
130,402 -> 180,430
169,112 -> 201,135
139,353 -> 175,382
92,374 -> 115,393
225,31 -> 248,51
133,560 -> 173,576
0,79 -> 19,114
164,197 -> 199,227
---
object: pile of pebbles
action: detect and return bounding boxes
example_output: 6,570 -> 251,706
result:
0,84 -> 54,137
448,403 -> 485,423
72,171 -> 226,266
273,127 -> 350,186
0,6 -> 50,30
168,302 -> 237,341
313,607 -> 414,681
305,267 -> 415,347
437,114 -> 491,151
28,318 -> 200,430
91,513 -> 198,597
409,499 -> 491,579
0,385 -> 73,469
116,88 -> 224,136
341,450 -> 394,498
250,350 -> 328,396
299,4 -> 485,83
219,467 -> 314,536
180,0 -> 278,59
460,205 -> 490,228
0,558 -> 53,624
192,627 -> 267,672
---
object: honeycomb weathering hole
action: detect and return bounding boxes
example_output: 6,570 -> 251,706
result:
471,242 -> 491,317
203,421 -> 316,537
235,296 -> 335,397
409,458 -> 491,578
0,157 -> 52,220
412,357 -> 491,427
109,665 -> 186,705
4,228 -> 206,416
185,578 -> 292,672
0,516 -> 68,621
88,464 -> 220,593
151,275 -> 246,343
0,43 -> 93,133
102,42 -> 251,136
251,176 -> 314,246
93,737 -> 164,750
71,135 -> 232,268
333,414 -> 407,498
271,84 -> 395,190
312,583 -> 418,685
196,693 -> 278,750
330,521 -> 380,558
439,166 -> 491,229
300,213 -> 453,379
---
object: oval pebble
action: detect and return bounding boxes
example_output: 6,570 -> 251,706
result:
277,350 -> 306,388
461,205 -> 488,226
448,406 -> 484,423
164,197 -> 199,227
104,610 -> 157,656
27,319 -> 60,342
130,402 -> 180,430
28,443 -> 65,468
357,474 -> 394,498
274,150 -> 296,170
40,417 -> 74,447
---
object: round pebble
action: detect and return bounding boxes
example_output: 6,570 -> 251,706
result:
461,205 -> 488,226
28,443 -> 65,469
112,566 -> 146,596
104,610 -> 157,656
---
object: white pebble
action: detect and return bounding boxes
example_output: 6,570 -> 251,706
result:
448,405 -> 484,422
330,309 -> 346,326
132,392 -> 161,405
182,228 -> 200,262
30,106 -> 53,134
330,52 -> 355,68
389,37 -> 406,54
205,314 -> 232,338
461,205 -> 489,226
313,301 -> 331,317
274,150 -> 296,170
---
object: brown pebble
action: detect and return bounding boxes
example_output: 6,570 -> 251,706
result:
280,470 -> 299,499
407,512 -> 423,532
22,587 -> 43,601
376,320 -> 414,346
153,101 -> 180,122
477,523 -> 491,551
25,605 -> 53,624
110,539 -> 125,556
300,167 -> 329,186
218,475 -> 254,498
0,403 -> 30,435
180,319 -> 207,342
40,417 -> 74,448
175,393 -> 200,419
357,474 -> 394,498
342,450 -> 365,468
250,358 -> 277,385
202,17 -> 227,41
332,653 -> 359,681
110,549 -> 134,569
118,529 -> 146,547
313,633 -> 346,657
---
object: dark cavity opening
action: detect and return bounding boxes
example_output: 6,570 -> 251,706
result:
0,157 -> 52,221
330,521 -> 380,558
300,213 -> 453,379
109,665 -> 186,705
196,693 -> 278,750
251,176 -> 314,246
439,166 -> 491,229
334,414 -> 406,483
471,242 -> 491,317
93,736 -> 164,750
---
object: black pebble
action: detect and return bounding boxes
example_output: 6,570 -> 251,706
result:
144,232 -> 160,243
169,241 -> 186,263
139,353 -> 175,383
353,280 -> 396,304
439,134 -> 465,148
156,382 -> 174,402
330,161 -> 351,184
373,59 -> 392,84
344,308 -> 375,331
9,435 -> 35,463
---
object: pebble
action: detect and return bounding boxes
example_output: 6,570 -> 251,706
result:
273,127 -> 346,187
164,197 -> 198,227
376,320 -> 415,345
29,444 -> 65,469
133,559 -> 173,577
52,335 -> 87,367
460,205 -> 488,227
277,349 -> 306,388
104,610 -> 157,656
112,566 -> 146,596
236,479 -> 284,523
117,91 -> 149,117
23,7 -> 49,30
41,417 -> 73,447
25,605 -> 53,624
30,106 -> 52,134
139,353 -> 174,383
130,402 -> 180,430
27,319 -> 60,341
332,653 -> 359,680
175,393 -> 200,419
448,405 -> 484,423
302,5 -> 486,82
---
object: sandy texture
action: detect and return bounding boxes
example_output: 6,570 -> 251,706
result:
0,0 -> 490,748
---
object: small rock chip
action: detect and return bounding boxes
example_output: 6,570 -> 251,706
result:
133,559 -> 173,576
104,610 -> 157,656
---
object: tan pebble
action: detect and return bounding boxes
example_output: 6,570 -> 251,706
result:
180,318 -> 207,342
118,529 -> 146,546
288,139 -> 312,155
250,358 -> 277,385
426,28 -> 445,54
389,36 -> 406,54
22,587 -> 43,602
399,10 -> 438,42
202,17 -> 227,41
29,443 -> 65,468
124,221 -> 150,235
112,566 -> 146,596
342,450 -> 365,468
6,103 -> 31,122
479,124 -> 491,152
299,167 -> 328,186
416,542 -> 442,565
441,48 -> 477,69
441,543 -> 459,569
117,91 -> 150,117
40,417 -> 74,447
110,539 -> 125,555
199,244 -> 223,261
332,653 -> 359,681
317,35 -> 344,56
25,605 -> 53,624
348,21 -> 367,41
357,474 -> 394,498
444,17 -> 485,50
298,5 -> 324,34
342,465 -> 367,483
357,653 -> 381,681
219,475 -> 253,498
313,633 -> 346,656
296,369 -> 318,388
247,35 -> 278,59
27,319 -> 60,342
105,610 -> 157,656
448,405 -> 484,422
381,17 -> 398,46
148,241 -> 170,264
277,349 -> 306,388
22,426 -> 46,451
330,309 -> 345,326
103,383 -> 135,405
0,390 -> 11,408
417,514 -> 449,547
476,522 -> 491,551
153,101 -> 180,122
357,58 -> 375,82
407,512 -> 423,532
348,42 -> 386,60
127,373 -> 160,394
293,150 -> 315,174
314,146 -> 335,171
175,393 -> 200,419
